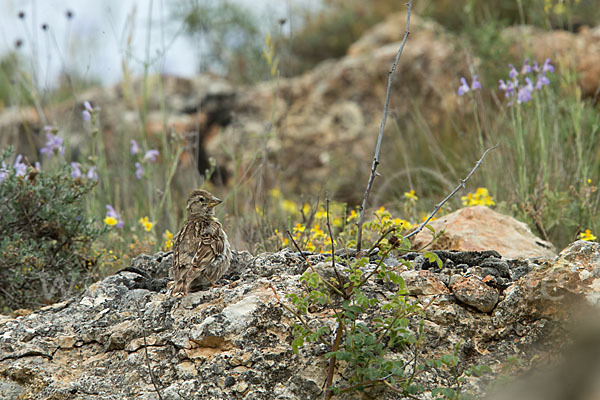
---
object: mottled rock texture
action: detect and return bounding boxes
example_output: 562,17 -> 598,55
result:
1,240 -> 599,399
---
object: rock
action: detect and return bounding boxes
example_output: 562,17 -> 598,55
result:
401,270 -> 449,295
410,206 -> 556,259
493,240 -> 600,327
503,25 -> 600,98
0,242 -> 599,398
451,275 -> 499,313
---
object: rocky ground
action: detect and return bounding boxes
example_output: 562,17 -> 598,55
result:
1,206 -> 599,399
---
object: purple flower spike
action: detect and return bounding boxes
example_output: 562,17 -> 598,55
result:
135,162 -> 143,179
509,64 -> 519,79
536,74 -> 550,90
87,166 -> 98,181
0,162 -> 8,182
130,139 -> 140,155
40,133 -> 65,156
14,154 -> 27,177
457,77 -> 470,96
517,78 -> 534,104
70,162 -> 82,178
143,149 -> 159,163
521,58 -> 532,74
82,101 -> 94,122
471,75 -> 481,90
542,58 -> 554,74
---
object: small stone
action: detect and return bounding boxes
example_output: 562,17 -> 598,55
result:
451,276 -> 499,313
224,376 -> 235,387
401,270 -> 449,295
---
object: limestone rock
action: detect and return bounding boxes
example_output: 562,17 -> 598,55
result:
1,241 -> 599,399
410,206 -> 556,259
451,275 -> 499,313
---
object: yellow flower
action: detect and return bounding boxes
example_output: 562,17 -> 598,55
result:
281,200 -> 297,214
462,187 -> 495,206
579,229 -> 597,241
163,229 -> 174,250
104,216 -> 118,226
139,216 -> 153,232
393,218 -> 413,229
348,209 -> 359,221
305,241 -> 316,252
315,208 -> 328,220
293,223 -> 305,234
255,206 -> 264,216
333,217 -> 343,228
270,188 -> 281,198
302,203 -> 310,215
404,190 -> 418,201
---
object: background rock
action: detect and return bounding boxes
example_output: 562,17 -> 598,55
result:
410,205 -> 557,259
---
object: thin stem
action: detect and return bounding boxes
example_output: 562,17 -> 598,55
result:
356,0 -> 413,252
286,231 -> 346,298
325,195 -> 342,285
405,145 -> 497,240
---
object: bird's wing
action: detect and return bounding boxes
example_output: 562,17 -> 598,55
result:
192,220 -> 225,270
171,225 -> 187,281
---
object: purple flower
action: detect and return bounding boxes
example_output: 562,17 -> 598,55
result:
34,162 -> 41,170
542,58 -> 554,74
508,64 -> 519,79
105,205 -> 124,228
521,58 -> 532,74
130,139 -> 140,155
135,162 -> 143,179
0,162 -> 8,182
471,75 -> 481,90
71,162 -> 82,178
14,154 -> 27,177
40,133 -> 65,156
457,77 -> 470,96
86,166 -> 98,181
499,79 -> 515,98
143,149 -> 159,163
517,77 -> 534,104
535,74 -> 550,90
532,61 -> 540,73
82,101 -> 94,122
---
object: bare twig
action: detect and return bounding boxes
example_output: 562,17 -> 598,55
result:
286,230 -> 346,298
356,0 -> 414,253
324,322 -> 345,400
404,145 -> 497,240
269,284 -> 329,347
325,195 -> 343,285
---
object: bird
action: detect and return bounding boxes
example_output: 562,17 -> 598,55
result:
170,189 -> 232,296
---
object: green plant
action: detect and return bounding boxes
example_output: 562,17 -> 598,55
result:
0,148 -> 104,312
429,343 -> 492,400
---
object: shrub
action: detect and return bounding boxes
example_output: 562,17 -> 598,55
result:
0,149 -> 104,312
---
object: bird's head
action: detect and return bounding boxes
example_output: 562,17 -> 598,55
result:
186,189 -> 222,219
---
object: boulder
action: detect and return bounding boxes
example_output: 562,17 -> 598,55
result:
410,205 -> 556,259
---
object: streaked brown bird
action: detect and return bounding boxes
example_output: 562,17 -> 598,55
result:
170,189 -> 231,296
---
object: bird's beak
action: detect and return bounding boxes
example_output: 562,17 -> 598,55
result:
209,197 -> 222,207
